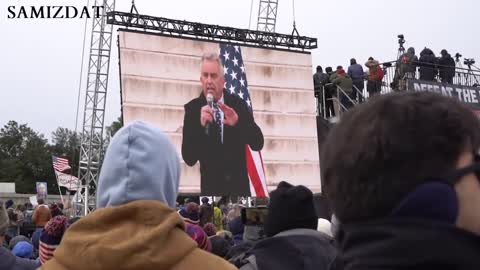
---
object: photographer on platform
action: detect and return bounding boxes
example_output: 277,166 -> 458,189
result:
418,48 -> 438,81
397,47 -> 418,80
438,49 -> 456,84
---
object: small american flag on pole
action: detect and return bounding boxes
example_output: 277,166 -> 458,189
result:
52,156 -> 71,172
219,44 -> 269,197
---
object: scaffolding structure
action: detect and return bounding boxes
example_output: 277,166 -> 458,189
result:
257,0 -> 279,33
77,0 -> 116,216
106,11 -> 317,51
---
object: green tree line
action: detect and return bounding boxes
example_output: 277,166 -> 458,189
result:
0,118 -> 122,194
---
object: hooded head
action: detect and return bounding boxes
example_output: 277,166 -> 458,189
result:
96,121 -> 180,209
407,47 -> 415,55
420,48 -> 434,57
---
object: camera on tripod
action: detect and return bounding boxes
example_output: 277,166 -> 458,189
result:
397,34 -> 405,46
464,58 -> 476,66
454,53 -> 463,62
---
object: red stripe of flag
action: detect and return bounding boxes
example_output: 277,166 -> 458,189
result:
246,145 -> 267,197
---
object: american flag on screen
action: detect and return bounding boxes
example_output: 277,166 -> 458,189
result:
219,44 -> 269,197
52,155 -> 71,172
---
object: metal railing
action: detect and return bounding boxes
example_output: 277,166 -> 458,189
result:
317,84 -> 360,119
314,61 -> 480,121
379,60 -> 480,93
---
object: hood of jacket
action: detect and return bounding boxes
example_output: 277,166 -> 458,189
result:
96,121 -> 180,209
39,200 -> 237,270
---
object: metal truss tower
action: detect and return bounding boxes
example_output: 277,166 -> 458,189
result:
257,0 -> 279,33
77,0 -> 116,216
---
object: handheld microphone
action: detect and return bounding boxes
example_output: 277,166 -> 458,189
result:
205,93 -> 214,135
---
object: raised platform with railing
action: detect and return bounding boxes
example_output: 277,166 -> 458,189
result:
316,60 -> 480,120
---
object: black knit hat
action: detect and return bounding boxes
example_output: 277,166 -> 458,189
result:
210,235 -> 232,258
264,181 -> 318,237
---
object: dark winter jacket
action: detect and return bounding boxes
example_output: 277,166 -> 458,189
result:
338,218 -> 480,270
234,229 -> 339,270
418,48 -> 438,81
438,54 -> 456,80
314,72 -> 330,94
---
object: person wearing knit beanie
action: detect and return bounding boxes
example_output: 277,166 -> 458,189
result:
178,202 -> 200,224
39,215 -> 69,264
203,222 -> 217,237
185,223 -> 211,252
264,181 -> 318,237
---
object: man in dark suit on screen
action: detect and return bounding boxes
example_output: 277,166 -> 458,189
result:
182,53 -> 264,196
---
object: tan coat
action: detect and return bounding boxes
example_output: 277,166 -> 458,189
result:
39,200 -> 238,270
32,205 -> 51,227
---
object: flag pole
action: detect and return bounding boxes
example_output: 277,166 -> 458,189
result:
54,171 -> 65,204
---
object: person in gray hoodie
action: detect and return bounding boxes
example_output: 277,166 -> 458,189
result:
0,202 -> 40,270
39,121 -> 237,270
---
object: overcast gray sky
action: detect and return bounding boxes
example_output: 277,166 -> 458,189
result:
0,0 -> 478,138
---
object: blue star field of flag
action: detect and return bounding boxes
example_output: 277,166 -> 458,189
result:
219,44 -> 253,114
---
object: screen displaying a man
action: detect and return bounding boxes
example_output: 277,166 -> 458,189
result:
182,53 -> 264,196
36,182 -> 48,200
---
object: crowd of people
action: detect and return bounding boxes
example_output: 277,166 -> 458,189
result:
393,47 -> 457,89
313,48 -> 459,117
313,56 -> 384,116
0,199 -> 74,269
2,90 -> 480,269
0,121 -> 337,270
